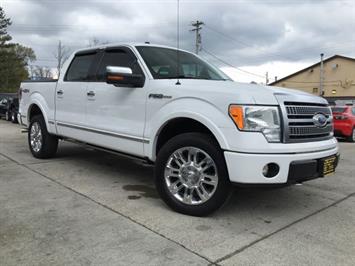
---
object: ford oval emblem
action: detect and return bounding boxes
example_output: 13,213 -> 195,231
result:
313,113 -> 328,128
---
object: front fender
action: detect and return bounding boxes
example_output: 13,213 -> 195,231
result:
144,97 -> 233,160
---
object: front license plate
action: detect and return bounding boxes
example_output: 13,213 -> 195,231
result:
321,156 -> 337,176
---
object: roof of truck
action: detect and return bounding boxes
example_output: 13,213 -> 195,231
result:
72,42 -> 191,55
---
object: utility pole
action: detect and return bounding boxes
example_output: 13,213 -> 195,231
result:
320,53 -> 324,97
57,40 -> 62,76
190,20 -> 204,54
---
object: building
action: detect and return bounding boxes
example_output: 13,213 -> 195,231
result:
269,55 -> 355,105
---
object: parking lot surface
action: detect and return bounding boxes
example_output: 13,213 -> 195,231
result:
0,119 -> 354,265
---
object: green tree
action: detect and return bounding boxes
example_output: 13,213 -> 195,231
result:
0,6 -> 36,92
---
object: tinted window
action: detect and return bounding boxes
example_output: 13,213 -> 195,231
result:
331,107 -> 346,113
65,53 -> 96,81
352,108 -> 355,115
96,49 -> 142,81
136,46 -> 229,80
0,98 -> 8,105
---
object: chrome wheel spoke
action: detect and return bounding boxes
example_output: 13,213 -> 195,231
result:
187,148 -> 198,163
164,147 -> 219,205
172,151 -> 186,167
168,181 -> 184,194
165,166 -> 180,178
196,186 -> 209,201
30,122 -> 42,152
183,188 -> 193,204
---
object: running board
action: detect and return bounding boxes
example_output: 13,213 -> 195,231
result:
64,138 -> 154,166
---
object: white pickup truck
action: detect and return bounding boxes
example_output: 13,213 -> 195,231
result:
19,43 -> 339,216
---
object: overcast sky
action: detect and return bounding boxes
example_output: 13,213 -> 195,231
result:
2,0 -> 355,83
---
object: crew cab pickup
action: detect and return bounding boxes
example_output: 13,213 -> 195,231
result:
19,43 -> 339,216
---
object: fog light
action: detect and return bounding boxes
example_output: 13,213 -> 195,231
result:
262,163 -> 280,178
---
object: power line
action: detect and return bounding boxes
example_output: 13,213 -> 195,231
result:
204,24 -> 355,61
201,48 -> 266,79
204,24 -> 293,61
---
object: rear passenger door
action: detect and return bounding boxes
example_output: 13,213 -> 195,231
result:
55,50 -> 99,141
85,47 -> 147,156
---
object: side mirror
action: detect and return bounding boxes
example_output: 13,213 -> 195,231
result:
106,66 -> 145,88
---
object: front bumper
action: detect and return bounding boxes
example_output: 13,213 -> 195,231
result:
224,146 -> 339,184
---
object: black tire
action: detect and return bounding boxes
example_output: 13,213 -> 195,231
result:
348,128 -> 355,142
28,115 -> 58,159
155,133 -> 231,216
5,111 -> 11,121
11,111 -> 18,123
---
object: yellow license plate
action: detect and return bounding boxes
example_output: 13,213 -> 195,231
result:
322,156 -> 337,176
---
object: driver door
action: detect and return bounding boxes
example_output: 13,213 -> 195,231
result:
85,47 -> 147,156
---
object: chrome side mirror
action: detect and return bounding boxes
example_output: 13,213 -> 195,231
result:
106,66 -> 145,88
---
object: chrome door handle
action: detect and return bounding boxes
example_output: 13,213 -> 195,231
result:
87,91 -> 95,97
57,90 -> 63,95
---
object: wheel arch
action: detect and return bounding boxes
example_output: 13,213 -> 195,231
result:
150,115 -> 229,161
27,102 -> 49,128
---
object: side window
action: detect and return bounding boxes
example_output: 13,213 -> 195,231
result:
65,53 -> 97,81
96,49 -> 142,81
352,108 -> 355,116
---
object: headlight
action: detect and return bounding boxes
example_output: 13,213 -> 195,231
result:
229,105 -> 281,142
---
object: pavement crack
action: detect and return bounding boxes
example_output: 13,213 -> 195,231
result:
213,191 -> 355,264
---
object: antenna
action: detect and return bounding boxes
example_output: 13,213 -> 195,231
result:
176,0 -> 181,85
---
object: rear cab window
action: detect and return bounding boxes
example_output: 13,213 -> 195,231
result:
64,51 -> 98,81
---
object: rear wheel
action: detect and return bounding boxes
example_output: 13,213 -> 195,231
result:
155,133 -> 231,216
11,112 -> 17,123
28,115 -> 58,158
348,128 -> 355,142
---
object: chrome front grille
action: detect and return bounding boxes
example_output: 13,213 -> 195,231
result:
283,101 -> 333,142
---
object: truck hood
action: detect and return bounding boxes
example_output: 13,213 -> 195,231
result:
164,79 -> 328,106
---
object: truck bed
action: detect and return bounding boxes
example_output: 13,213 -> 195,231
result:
19,80 -> 58,128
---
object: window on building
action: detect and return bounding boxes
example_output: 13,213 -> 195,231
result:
312,88 -> 318,94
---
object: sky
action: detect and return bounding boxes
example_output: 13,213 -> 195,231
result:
1,0 -> 355,83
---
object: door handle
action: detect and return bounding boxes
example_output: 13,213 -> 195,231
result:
87,91 -> 95,97
57,90 -> 63,95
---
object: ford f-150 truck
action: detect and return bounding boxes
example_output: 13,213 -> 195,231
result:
19,43 -> 339,216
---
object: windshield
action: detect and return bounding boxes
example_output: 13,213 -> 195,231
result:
136,46 -> 229,80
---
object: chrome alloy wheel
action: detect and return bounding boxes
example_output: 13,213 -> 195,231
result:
352,128 -> 355,141
30,122 -> 42,152
164,147 -> 218,205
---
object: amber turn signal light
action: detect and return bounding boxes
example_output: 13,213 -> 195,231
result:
229,105 -> 244,129
107,75 -> 124,81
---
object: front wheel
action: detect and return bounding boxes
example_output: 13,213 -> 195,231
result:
155,133 -> 231,216
28,115 -> 58,159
